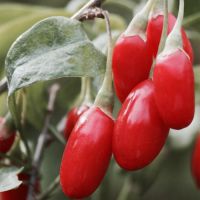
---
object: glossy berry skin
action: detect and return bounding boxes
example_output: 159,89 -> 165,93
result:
64,105 -> 89,141
191,133 -> 200,189
112,35 -> 152,103
147,13 -> 193,62
0,173 -> 40,200
60,106 -> 114,198
153,50 -> 194,130
113,79 -> 169,171
0,117 -> 16,153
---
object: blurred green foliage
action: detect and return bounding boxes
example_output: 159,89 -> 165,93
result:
0,0 -> 200,200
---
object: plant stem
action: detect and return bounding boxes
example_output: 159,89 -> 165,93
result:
0,77 -> 7,95
56,115 -> 66,133
36,175 -> 60,200
171,0 -> 184,38
125,0 -> 159,37
163,0 -> 184,52
71,0 -> 105,20
82,77 -> 93,105
80,77 -> 87,100
94,10 -> 114,115
157,0 -> 168,54
150,0 -> 168,77
74,77 -> 87,106
27,84 -> 60,200
168,0 -> 176,13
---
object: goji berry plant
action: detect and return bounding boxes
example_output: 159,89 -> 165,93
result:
0,0 -> 200,200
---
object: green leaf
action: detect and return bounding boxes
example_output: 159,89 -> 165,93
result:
0,167 -> 23,192
5,16 -> 106,126
0,5 -> 71,76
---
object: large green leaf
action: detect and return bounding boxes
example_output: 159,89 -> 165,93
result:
5,16 -> 106,126
0,5 -> 71,76
0,167 -> 23,192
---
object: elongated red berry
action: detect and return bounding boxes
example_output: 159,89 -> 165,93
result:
147,12 -> 193,62
60,106 -> 114,198
64,105 -> 89,140
191,133 -> 200,189
112,0 -> 158,103
0,173 -> 40,200
113,79 -> 169,170
0,117 -> 16,153
154,50 -> 194,129
153,0 -> 194,129
113,36 -> 152,102
60,11 -> 114,198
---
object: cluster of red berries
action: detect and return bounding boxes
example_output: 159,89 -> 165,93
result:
59,0 -> 196,198
112,0 -> 194,170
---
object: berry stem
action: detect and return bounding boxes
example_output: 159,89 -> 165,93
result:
157,0 -> 168,54
150,0 -> 168,77
151,0 -> 162,14
162,0 -> 184,54
75,77 -> 87,106
94,10 -> 114,115
125,0 -> 159,38
80,77 -> 87,100
82,77 -> 93,105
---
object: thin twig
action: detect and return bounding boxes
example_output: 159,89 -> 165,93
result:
36,175 -> 60,200
0,78 -> 8,95
27,84 -> 60,200
71,0 -> 105,20
56,115 -> 66,133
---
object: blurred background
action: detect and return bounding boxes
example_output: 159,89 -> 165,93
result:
0,0 -> 200,199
